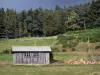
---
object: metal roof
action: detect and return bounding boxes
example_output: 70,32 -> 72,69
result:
12,46 -> 51,52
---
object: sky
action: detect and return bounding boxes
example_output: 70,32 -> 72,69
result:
0,0 -> 90,11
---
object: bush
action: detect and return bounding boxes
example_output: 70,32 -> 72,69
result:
63,40 -> 78,48
57,35 -> 76,42
0,51 -> 3,54
62,49 -> 66,52
72,48 -> 76,51
50,52 -> 54,63
95,44 -> 100,49
57,35 -> 79,48
3,49 -> 11,54
51,47 -> 60,52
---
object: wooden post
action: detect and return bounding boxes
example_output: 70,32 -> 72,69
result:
84,18 -> 86,31
88,36 -> 90,53
34,41 -> 36,46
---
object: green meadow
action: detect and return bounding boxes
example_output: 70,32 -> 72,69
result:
0,54 -> 100,75
0,53 -> 90,62
0,28 -> 100,75
0,64 -> 100,75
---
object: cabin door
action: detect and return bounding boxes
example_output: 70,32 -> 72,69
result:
23,53 -> 31,64
32,53 -> 39,64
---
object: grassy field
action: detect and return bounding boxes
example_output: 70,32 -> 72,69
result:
0,62 -> 100,75
54,53 -> 90,60
0,50 -> 100,75
0,54 -> 12,62
0,54 -> 100,75
0,53 -> 91,62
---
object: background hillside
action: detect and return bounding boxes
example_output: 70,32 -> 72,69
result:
0,28 -> 100,53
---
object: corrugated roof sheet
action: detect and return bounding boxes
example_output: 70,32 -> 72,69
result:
12,46 -> 51,52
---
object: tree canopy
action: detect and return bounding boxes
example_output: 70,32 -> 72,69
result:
0,0 -> 100,38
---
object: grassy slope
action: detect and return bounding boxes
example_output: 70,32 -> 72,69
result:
0,37 -> 56,52
54,28 -> 100,52
66,28 -> 100,35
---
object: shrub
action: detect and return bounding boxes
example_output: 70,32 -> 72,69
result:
3,49 -> 11,54
50,52 -> 54,63
57,34 -> 79,48
51,47 -> 60,52
0,51 -> 3,54
86,48 -> 89,52
93,72 -> 98,75
72,47 -> 76,51
62,49 -> 66,52
95,44 -> 100,49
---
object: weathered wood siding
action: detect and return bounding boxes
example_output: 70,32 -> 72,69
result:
13,52 -> 50,65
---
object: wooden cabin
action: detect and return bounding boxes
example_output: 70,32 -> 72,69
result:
12,46 -> 51,65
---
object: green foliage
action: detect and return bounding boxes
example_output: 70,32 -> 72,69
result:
55,10 -> 66,34
0,0 -> 100,38
57,35 -> 78,48
57,28 -> 100,49
3,49 -> 10,54
23,21 -> 28,37
0,1 -> 98,38
0,7 -> 5,38
43,13 -> 57,36
50,52 -> 54,63
51,47 -> 60,52
65,11 -> 80,30
72,47 -> 76,51
95,44 -> 100,49
87,0 -> 100,28
51,46 -> 67,52
62,49 -> 66,52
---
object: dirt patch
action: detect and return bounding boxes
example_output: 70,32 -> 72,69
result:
0,61 -> 12,65
53,58 -> 100,65
64,59 -> 100,65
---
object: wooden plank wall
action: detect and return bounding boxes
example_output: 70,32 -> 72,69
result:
13,52 -> 50,65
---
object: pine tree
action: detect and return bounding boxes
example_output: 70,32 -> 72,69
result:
65,11 -> 80,30
0,7 -> 5,38
43,13 -> 57,36
23,21 -> 28,37
88,0 -> 100,28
